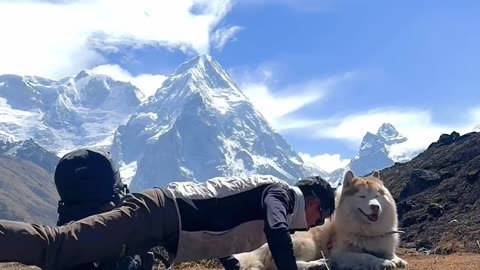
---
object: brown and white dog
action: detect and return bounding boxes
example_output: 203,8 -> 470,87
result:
234,170 -> 408,270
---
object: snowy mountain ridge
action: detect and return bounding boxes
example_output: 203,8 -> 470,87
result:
112,54 -> 324,190
0,71 -> 143,154
0,55 -> 327,188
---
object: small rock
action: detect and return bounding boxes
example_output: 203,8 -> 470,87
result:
426,203 -> 444,217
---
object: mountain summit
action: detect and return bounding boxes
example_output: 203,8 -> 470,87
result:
328,123 -> 408,186
112,55 -> 321,190
359,123 -> 407,157
353,123 -> 407,174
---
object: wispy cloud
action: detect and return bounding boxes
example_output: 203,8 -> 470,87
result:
212,26 -> 243,51
234,65 -> 354,130
0,0 -> 238,78
89,64 -> 167,100
299,152 -> 350,173
291,107 -> 480,161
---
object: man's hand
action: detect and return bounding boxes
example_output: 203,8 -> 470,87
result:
218,256 -> 241,270
297,259 -> 329,270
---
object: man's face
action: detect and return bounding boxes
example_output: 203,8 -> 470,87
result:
305,198 -> 327,227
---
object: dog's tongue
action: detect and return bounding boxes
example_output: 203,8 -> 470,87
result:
368,213 -> 379,222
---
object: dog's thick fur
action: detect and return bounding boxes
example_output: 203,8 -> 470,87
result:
234,171 -> 408,270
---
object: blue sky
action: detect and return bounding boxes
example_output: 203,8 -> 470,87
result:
1,0 -> 480,171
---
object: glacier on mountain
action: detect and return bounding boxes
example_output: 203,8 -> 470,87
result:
0,72 -> 143,154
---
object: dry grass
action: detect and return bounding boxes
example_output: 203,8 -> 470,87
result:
398,249 -> 480,270
1,249 -> 479,270
161,250 -> 480,269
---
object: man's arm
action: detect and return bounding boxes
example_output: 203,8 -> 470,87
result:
263,185 -> 297,270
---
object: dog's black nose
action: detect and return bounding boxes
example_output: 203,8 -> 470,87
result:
370,204 -> 379,212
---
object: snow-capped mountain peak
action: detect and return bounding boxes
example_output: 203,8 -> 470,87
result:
112,54 -> 320,190
172,54 -> 230,84
159,54 -> 244,102
377,123 -> 407,145
328,123 -> 409,187
146,54 -> 250,120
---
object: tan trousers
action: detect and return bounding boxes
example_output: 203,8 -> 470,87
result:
0,188 -> 179,270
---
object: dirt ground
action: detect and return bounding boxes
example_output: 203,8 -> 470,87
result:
1,249 -> 479,269
395,249 -> 480,270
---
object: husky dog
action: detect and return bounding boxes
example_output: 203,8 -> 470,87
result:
234,170 -> 408,270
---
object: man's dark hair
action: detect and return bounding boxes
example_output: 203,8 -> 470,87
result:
296,176 -> 335,217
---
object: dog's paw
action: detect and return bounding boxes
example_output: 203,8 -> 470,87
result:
376,259 -> 396,270
300,259 -> 329,270
391,256 -> 408,268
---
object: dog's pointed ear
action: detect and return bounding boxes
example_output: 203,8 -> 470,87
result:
372,171 -> 380,179
343,170 -> 355,186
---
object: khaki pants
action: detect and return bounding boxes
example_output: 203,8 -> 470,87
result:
0,188 -> 179,270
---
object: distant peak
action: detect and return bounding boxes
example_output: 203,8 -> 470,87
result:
377,123 -> 398,135
377,123 -> 407,145
74,70 -> 90,80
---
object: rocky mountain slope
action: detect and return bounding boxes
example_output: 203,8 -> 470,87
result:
381,131 -> 480,253
0,156 -> 58,225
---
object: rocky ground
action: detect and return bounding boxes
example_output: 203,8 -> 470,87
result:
396,248 -> 480,270
380,131 -> 480,253
1,249 -> 479,269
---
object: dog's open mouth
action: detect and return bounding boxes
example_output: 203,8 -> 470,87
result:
358,208 -> 379,222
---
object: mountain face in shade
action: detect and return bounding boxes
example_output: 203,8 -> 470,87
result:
0,156 -> 58,225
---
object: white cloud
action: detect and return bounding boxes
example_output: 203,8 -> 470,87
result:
89,64 -> 166,99
0,0 -> 238,78
240,82 -> 324,128
235,65 -> 354,130
299,152 -> 350,173
314,108 -> 436,144
212,26 -> 243,51
294,107 -> 480,160
469,107 -> 480,123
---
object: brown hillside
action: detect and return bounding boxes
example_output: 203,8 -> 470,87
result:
0,156 -> 58,226
381,131 -> 480,253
